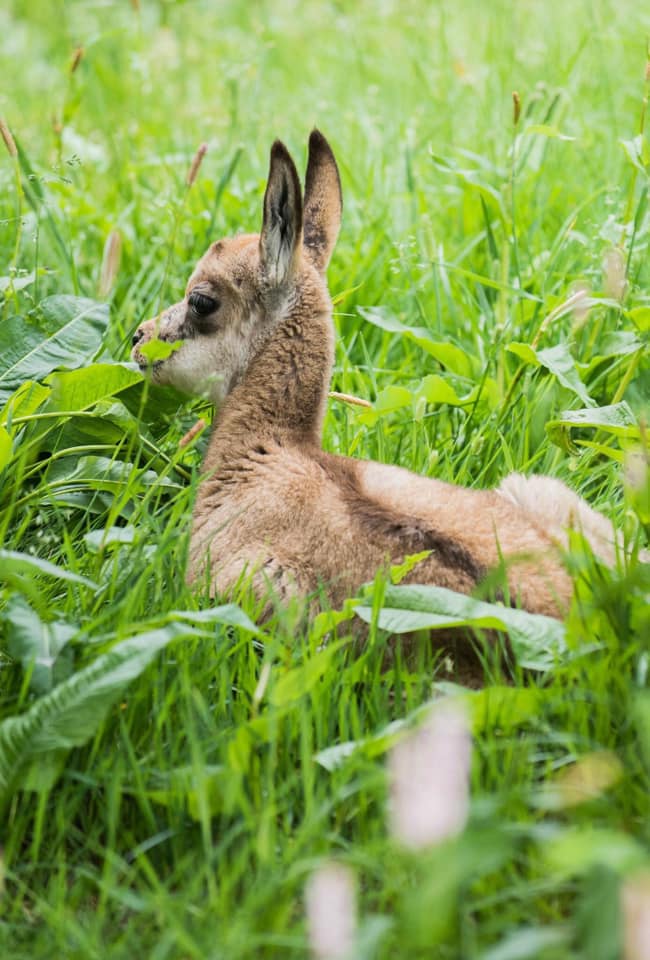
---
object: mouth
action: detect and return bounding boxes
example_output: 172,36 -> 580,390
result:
132,346 -> 164,373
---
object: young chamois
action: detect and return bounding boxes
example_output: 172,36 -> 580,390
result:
132,131 -> 625,621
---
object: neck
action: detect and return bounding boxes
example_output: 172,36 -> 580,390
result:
205,288 -> 334,470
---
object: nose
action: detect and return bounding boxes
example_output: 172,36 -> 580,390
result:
132,328 -> 144,346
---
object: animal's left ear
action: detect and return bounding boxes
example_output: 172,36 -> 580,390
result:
303,130 -> 342,274
260,140 -> 303,286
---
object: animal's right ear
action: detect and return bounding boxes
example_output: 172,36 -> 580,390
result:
303,130 -> 342,274
260,141 -> 303,287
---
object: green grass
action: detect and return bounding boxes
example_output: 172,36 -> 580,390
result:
1,0 -> 650,957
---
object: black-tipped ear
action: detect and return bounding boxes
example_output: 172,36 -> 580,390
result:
260,141 -> 303,286
303,130 -> 342,274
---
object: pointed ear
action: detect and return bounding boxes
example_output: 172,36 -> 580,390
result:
260,141 -> 303,286
303,130 -> 342,274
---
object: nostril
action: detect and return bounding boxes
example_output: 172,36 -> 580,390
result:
132,330 -> 143,346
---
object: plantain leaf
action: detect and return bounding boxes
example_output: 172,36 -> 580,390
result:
546,402 -> 640,453
0,624 -> 198,803
507,341 -> 593,406
84,525 -> 138,553
0,380 -> 51,424
46,455 -> 181,496
269,640 -> 347,706
0,297 -> 108,404
359,307 -> 473,377
628,306 -> 650,332
0,425 -> 11,472
543,826 -> 646,877
0,549 -> 96,589
354,584 -> 567,671
171,604 -> 262,635
47,363 -> 143,412
2,596 -> 77,694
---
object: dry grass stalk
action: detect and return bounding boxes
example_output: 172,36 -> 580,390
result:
179,419 -> 206,448
187,143 -> 208,187
70,46 -> 84,74
98,230 -> 122,298
327,390 -> 372,409
0,118 -> 17,158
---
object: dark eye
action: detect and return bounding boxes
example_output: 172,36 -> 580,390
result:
188,291 -> 219,316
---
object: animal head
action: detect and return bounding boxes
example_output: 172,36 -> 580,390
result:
131,130 -> 342,404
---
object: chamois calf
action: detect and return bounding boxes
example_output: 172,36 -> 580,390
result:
132,131 -> 625,620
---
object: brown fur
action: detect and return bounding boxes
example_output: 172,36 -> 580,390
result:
132,131 -> 628,642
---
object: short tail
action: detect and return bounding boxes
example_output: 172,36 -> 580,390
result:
497,473 -> 648,565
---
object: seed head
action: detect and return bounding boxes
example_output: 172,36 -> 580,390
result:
99,230 -> 122,297
179,418 -> 206,449
70,46 -> 84,74
622,872 -> 650,960
512,91 -> 522,126
0,118 -> 17,158
603,247 -> 627,301
387,701 -> 472,850
305,862 -> 356,960
187,142 -> 208,187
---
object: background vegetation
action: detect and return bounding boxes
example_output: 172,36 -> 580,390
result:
1,0 -> 649,956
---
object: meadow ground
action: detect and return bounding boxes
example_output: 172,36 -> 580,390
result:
1,1 -> 649,957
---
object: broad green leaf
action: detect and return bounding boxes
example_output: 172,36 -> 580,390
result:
355,385 -> 411,425
0,425 -> 11,471
315,713 -> 422,771
84,525 -> 137,553
582,331 -> 646,376
359,307 -> 473,377
506,342 -> 540,366
20,750 -> 69,794
46,455 -> 181,496
139,338 -> 183,362
3,596 -> 77,694
0,624 -> 197,803
126,765 -> 227,819
0,549 -> 96,589
417,374 -> 465,406
171,604 -> 262,636
634,693 -> 650,770
543,827 -> 646,877
0,271 -> 36,295
315,686 -> 545,773
354,584 -> 567,671
539,345 -> 594,406
0,297 -> 108,403
620,134 -> 649,173
374,385 -> 412,414
0,380 -> 50,423
48,363 -> 143,412
524,124 -> 576,141
269,640 -> 347,706
628,306 -> 650,331
547,402 -> 640,453
310,600 -> 358,643
358,374 -> 475,426
479,926 -> 569,960
507,341 -> 593,405
464,685 -> 545,732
